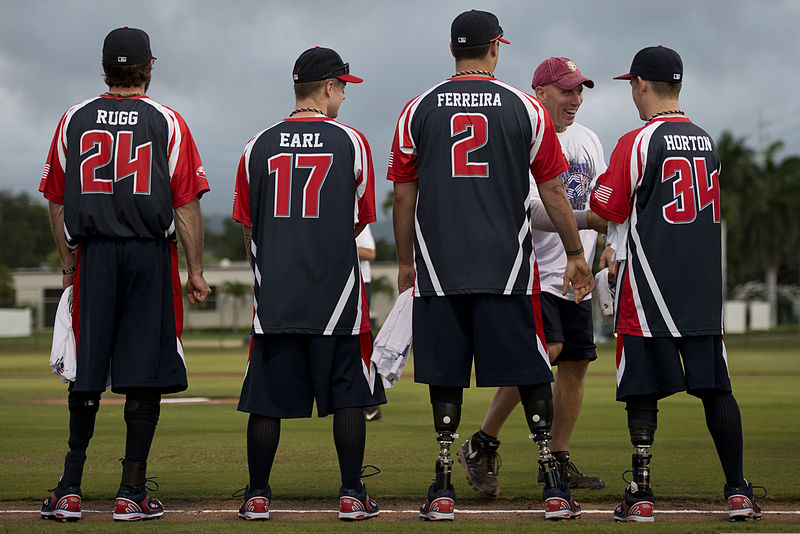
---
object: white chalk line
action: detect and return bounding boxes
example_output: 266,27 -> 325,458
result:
5,508 -> 799,515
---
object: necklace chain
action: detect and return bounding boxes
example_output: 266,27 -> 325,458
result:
647,109 -> 684,122
452,70 -> 493,78
290,108 -> 326,117
105,92 -> 143,98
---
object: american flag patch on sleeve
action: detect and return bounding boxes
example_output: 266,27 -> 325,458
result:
41,163 -> 51,180
593,184 -> 613,204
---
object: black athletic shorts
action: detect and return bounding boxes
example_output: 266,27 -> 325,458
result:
238,332 -> 386,418
71,238 -> 187,394
615,334 -> 732,401
412,294 -> 553,387
539,292 -> 597,364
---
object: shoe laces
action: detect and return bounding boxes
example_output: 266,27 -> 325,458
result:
751,484 -> 767,499
621,469 -> 634,485
144,476 -> 159,493
361,464 -> 381,478
232,487 -> 247,498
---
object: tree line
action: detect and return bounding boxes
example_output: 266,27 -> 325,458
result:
1,132 -> 798,324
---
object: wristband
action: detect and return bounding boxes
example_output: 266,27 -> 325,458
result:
62,266 -> 75,275
565,246 -> 584,257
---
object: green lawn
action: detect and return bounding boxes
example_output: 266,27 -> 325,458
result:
0,331 -> 798,532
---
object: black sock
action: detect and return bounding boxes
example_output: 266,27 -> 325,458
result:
124,393 -> 160,463
62,391 -> 100,488
333,407 -> 365,490
247,414 -> 280,490
702,392 -> 745,487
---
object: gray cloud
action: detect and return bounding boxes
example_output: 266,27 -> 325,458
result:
2,0 -> 797,218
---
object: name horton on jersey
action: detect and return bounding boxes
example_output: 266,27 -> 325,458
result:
437,92 -> 503,107
664,134 -> 713,152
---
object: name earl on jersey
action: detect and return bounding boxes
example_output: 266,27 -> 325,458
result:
280,132 -> 324,148
437,92 -> 502,107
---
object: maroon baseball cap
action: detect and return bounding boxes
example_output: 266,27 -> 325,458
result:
532,57 -> 594,90
102,27 -> 154,65
292,47 -> 363,84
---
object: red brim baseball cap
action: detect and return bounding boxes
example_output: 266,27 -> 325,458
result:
614,45 -> 683,83
293,46 -> 363,84
532,57 -> 594,90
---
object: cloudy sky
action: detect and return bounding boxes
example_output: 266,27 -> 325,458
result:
2,0 -> 798,228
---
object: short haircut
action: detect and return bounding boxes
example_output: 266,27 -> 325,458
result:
634,77 -> 682,99
293,78 -> 345,100
102,62 -> 151,89
451,43 -> 492,61
650,80 -> 681,98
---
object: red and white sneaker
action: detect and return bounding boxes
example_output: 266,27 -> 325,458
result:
419,482 -> 455,521
41,482 -> 82,522
338,483 -> 379,520
237,485 -> 271,520
543,482 -> 581,520
113,488 -> 164,521
613,485 -> 654,522
725,481 -> 763,521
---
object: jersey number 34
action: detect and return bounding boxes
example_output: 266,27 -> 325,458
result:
661,156 -> 720,224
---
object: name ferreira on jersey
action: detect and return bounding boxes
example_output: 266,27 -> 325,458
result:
437,92 -> 502,107
279,132 -> 324,148
96,110 -> 138,125
663,134 -> 712,152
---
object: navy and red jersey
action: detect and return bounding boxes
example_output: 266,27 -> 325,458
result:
233,116 -> 376,335
39,95 -> 209,243
590,117 -> 723,337
387,76 -> 568,296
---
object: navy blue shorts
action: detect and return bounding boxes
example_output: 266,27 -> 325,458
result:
238,332 -> 386,418
615,334 -> 732,401
539,292 -> 597,364
412,294 -> 553,387
71,238 -> 187,394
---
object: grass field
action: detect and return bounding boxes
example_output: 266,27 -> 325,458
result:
1,332 -> 799,532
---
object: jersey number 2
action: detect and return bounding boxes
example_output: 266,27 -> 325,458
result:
661,156 -> 720,224
451,113 -> 489,178
268,153 -> 333,218
80,130 -> 152,195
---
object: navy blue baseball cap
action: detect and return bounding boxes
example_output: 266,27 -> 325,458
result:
614,45 -> 683,83
102,27 -> 154,65
292,47 -> 363,83
451,10 -> 510,48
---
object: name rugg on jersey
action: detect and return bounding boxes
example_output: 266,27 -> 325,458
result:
664,134 -> 712,151
96,110 -> 138,125
437,92 -> 502,107
279,132 -> 324,148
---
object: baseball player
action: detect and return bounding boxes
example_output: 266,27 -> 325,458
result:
389,10 -> 594,521
589,45 -> 762,522
458,57 -> 607,497
39,27 -> 211,522
233,46 -> 385,522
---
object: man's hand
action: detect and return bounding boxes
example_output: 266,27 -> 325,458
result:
398,264 -> 415,294
598,245 -> 617,283
185,273 -> 212,304
563,255 -> 595,303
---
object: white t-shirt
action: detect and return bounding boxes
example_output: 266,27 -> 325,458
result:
530,122 -> 607,301
356,225 -> 375,283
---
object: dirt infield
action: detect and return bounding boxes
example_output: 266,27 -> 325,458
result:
3,498 -> 798,523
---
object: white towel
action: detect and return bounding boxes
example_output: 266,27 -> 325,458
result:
49,286 -> 76,383
371,288 -> 413,388
595,268 -> 615,317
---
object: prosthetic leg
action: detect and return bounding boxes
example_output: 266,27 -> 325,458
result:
520,383 -> 580,520
420,386 -> 461,521
613,396 -> 657,522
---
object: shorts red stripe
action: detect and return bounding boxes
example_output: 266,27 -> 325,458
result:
169,242 -> 183,340
71,245 -> 83,351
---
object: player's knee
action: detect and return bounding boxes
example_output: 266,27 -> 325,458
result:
429,385 -> 462,433
124,391 -> 161,426
548,342 -> 563,364
68,391 -> 101,414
